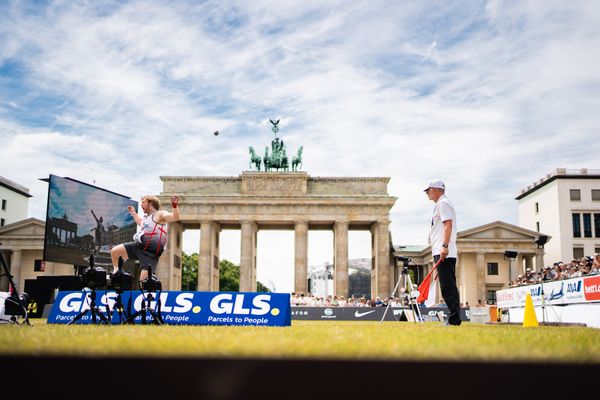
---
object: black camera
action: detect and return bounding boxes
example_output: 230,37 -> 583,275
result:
396,256 -> 412,268
4,292 -> 29,317
109,269 -> 133,292
141,274 -> 162,292
82,266 -> 108,289
108,256 -> 132,291
79,254 -> 107,289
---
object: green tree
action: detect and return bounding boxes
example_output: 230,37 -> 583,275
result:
219,259 -> 271,292
181,252 -> 198,291
257,280 -> 270,292
219,259 -> 239,291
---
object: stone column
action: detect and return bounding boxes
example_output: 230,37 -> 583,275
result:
371,224 -> 378,299
168,222 -> 183,290
457,253 -> 466,302
535,248 -> 545,271
390,259 -> 399,295
0,251 -> 8,291
294,221 -> 308,294
11,249 -> 22,292
372,220 -> 390,299
156,221 -> 182,290
334,221 -> 349,298
253,228 -> 258,290
511,255 -> 521,284
198,221 -> 215,291
524,255 -> 533,272
212,223 -> 221,292
476,252 -> 486,304
240,220 -> 257,292
455,253 -> 461,291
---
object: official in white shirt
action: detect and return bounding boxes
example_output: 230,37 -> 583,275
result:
425,179 -> 461,326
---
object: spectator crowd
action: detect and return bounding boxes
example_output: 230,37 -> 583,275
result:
290,292 -> 455,308
290,293 -> 408,308
289,254 -> 600,307
509,253 -> 600,287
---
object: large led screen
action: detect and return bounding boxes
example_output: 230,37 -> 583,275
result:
43,175 -> 138,269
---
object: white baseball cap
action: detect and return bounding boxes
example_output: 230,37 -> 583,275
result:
424,179 -> 445,192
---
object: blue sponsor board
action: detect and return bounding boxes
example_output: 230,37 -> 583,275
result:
47,290 -> 291,326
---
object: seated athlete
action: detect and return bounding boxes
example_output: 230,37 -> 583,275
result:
110,194 -> 180,286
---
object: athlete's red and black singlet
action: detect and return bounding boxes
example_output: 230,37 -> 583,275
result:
134,212 -> 168,257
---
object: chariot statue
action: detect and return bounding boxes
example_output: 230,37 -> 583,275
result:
248,118 -> 303,172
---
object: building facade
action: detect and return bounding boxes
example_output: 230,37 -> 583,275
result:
0,218 -> 73,292
516,168 -> 600,263
0,176 -> 32,228
393,221 -> 547,306
157,172 -> 397,298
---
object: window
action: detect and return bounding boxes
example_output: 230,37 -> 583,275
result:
487,262 -> 498,275
34,259 -> 45,272
595,247 -> 600,255
487,290 -> 497,305
0,218 -> 4,227
592,189 -> 600,201
1,199 -> 5,210
536,222 -> 540,232
572,213 -> 581,238
535,202 -> 539,213
570,189 -> 581,201
583,213 -> 592,238
595,214 -> 600,238
573,247 -> 584,259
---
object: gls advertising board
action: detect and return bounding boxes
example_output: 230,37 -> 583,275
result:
47,291 -> 291,326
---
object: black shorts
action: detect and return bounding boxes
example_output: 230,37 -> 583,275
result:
123,241 -> 159,273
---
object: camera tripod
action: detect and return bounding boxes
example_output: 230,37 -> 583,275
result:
0,244 -> 32,326
107,257 -> 133,324
381,258 -> 423,324
68,287 -> 110,325
124,265 -> 163,325
124,290 -> 163,325
108,289 -> 129,324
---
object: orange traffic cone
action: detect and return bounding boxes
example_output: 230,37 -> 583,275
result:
523,293 -> 539,327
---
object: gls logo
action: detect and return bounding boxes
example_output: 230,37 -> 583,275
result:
209,294 -> 272,316
59,292 -> 194,313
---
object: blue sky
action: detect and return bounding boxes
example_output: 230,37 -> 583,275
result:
1,1 -> 599,292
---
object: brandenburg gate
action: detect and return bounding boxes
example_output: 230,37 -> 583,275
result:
156,172 -> 397,298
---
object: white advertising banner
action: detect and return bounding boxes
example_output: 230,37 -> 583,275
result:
497,275 -> 600,308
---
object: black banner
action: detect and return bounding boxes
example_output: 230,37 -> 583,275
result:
290,307 -> 471,322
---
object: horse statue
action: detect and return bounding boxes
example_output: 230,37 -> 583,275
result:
291,146 -> 303,171
249,146 -> 261,171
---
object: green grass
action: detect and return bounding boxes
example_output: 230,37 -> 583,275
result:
1,320 -> 599,363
